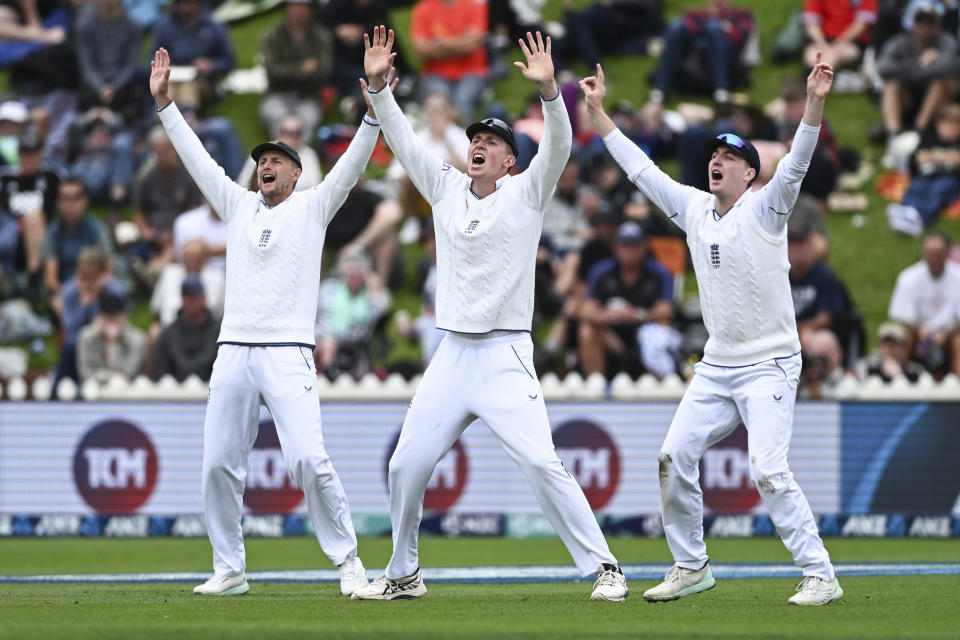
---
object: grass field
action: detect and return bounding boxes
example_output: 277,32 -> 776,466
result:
2,537 -> 959,639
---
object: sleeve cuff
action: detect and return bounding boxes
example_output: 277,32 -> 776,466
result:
366,84 -> 386,94
362,114 -> 380,126
541,90 -> 561,102
157,100 -> 174,113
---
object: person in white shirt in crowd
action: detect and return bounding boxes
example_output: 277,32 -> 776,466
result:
579,55 -> 842,605
173,198 -> 227,272
888,229 -> 960,378
351,26 -> 628,603
149,46 -> 385,598
237,114 -> 322,192
150,237 -> 225,328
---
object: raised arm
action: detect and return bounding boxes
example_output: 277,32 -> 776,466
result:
580,65 -> 699,231
150,48 -> 245,223
759,55 -> 833,232
515,31 -> 570,208
362,26 -> 454,206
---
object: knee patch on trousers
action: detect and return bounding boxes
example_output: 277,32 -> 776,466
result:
658,452 -> 672,487
752,469 -> 793,495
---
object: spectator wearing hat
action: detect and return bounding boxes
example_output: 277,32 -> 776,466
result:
0,100 -> 30,167
887,101 -> 960,232
888,230 -> 960,378
151,274 -> 220,381
877,2 -> 958,141
259,0 -> 333,138
788,225 -> 845,347
152,0 -> 236,111
74,0 -> 142,120
77,287 -> 146,384
0,131 -> 65,301
42,178 -> 114,299
858,321 -> 926,383
802,0 -> 877,71
577,220 -> 672,378
410,0 -> 490,123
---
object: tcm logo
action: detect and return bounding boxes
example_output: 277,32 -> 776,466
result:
73,419 -> 159,514
243,418 -> 304,514
553,420 -> 620,510
386,431 -> 467,512
701,425 -> 760,514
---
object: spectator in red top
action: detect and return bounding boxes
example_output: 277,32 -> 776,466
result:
802,0 -> 878,70
648,0 -> 755,106
410,0 -> 489,123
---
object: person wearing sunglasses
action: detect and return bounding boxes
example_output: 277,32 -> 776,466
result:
580,55 -> 841,606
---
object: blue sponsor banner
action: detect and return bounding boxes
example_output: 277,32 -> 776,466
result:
840,403 -> 960,514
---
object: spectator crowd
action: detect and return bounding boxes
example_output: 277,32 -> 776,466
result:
0,0 -> 958,400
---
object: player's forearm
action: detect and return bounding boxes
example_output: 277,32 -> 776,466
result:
801,95 -> 826,127
585,102 -> 617,138
319,118 -> 379,209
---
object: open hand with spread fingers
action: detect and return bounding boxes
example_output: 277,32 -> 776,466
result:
360,66 -> 399,116
150,47 -> 172,110
515,31 -> 557,99
363,25 -> 397,92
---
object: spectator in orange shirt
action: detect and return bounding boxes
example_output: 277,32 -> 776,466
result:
411,0 -> 489,123
802,0 -> 878,70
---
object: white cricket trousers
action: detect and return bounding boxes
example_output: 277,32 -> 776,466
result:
386,332 -> 617,579
659,353 -> 835,580
203,344 -> 358,576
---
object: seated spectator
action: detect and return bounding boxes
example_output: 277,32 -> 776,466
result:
888,230 -> 960,378
51,246 -> 119,387
314,250 -> 391,379
637,298 -> 683,379
77,287 -> 146,384
0,0 -> 65,47
577,221 -> 672,378
152,0 -> 236,111
799,328 -> 858,399
648,0 -> 756,106
802,0 -> 877,71
394,221 -> 444,370
74,0 -> 142,122
181,108 -> 246,180
788,226 -> 845,345
151,275 -> 220,381
533,235 -> 564,331
150,237 -> 225,328
886,102 -> 960,231
237,114 -> 322,192
259,0 -> 332,137
410,0 -> 490,123
42,178 -> 114,300
315,0 -> 410,107
559,0 -> 663,70
542,157 -> 591,295
0,131 -> 64,298
0,210 -> 19,297
172,199 -> 226,271
877,3 -> 958,141
131,127 -> 203,288
324,181 -> 401,284
65,108 -> 136,207
858,321 -> 926,382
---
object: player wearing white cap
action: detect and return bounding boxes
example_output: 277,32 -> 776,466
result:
149,47 -> 386,597
350,27 -> 628,602
579,55 -> 842,606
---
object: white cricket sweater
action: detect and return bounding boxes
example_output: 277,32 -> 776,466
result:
603,122 -> 822,366
157,101 -> 379,346
369,86 -> 571,333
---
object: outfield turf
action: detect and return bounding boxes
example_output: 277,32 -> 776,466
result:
2,537 -> 959,639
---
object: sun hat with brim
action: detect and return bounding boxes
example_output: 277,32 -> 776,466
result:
251,140 -> 302,169
466,117 -> 519,157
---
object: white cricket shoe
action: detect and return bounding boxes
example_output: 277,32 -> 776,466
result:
339,556 -> 369,596
590,565 -> 629,602
643,563 -> 715,602
193,573 -> 249,596
788,576 -> 843,606
350,568 -> 427,600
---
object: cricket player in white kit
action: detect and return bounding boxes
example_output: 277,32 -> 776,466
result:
149,48 -> 378,597
580,56 -> 842,606
351,27 -> 628,602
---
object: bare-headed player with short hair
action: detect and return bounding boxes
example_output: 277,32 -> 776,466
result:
350,27 -> 628,603
579,56 -> 841,606
149,47 -> 391,597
